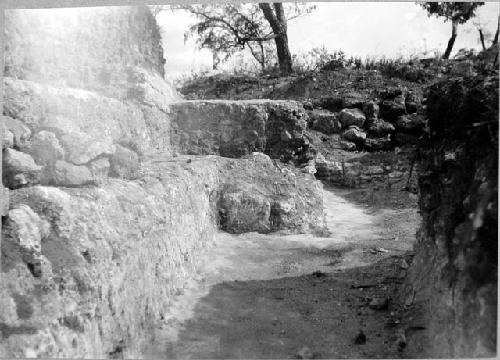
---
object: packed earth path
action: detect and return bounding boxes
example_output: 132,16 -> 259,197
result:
146,187 -> 419,359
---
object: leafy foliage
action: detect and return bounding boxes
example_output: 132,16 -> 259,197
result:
176,3 -> 315,70
419,2 -> 484,24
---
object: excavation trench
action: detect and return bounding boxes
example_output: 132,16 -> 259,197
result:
146,187 -> 418,359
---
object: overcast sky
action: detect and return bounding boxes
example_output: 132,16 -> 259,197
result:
156,2 -> 500,79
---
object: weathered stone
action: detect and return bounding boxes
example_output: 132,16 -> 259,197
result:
60,131 -> 115,165
0,186 -> 9,216
364,136 -> 392,152
341,91 -> 368,109
314,156 -> 361,188
3,78 -> 156,155
405,92 -> 419,114
5,204 -> 50,253
3,148 -> 42,188
4,116 -> 31,148
216,153 -> 327,234
309,109 -> 339,134
449,60 -> 477,77
26,130 -> 64,166
171,100 -> 310,163
340,140 -> 357,151
362,101 -> 379,121
5,7 -> 168,100
88,158 -> 111,182
342,126 -> 367,143
339,108 -> 366,128
367,119 -> 395,137
126,67 -> 182,111
380,95 -> 407,122
2,125 -> 14,149
379,87 -> 403,100
109,144 -> 140,180
395,114 -> 426,134
219,190 -> 271,234
51,160 -> 95,187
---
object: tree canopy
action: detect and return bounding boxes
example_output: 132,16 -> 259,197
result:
176,3 -> 316,73
419,2 -> 485,58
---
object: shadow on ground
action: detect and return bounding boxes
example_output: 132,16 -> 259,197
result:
165,256 -> 414,359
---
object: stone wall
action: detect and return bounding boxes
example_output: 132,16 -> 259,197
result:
170,99 -> 313,164
1,160 -> 218,358
1,6 -> 328,357
406,74 -> 498,357
4,6 -> 167,101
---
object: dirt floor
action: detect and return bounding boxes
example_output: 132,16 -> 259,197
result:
145,186 -> 420,359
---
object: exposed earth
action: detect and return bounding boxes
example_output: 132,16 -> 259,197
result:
145,186 -> 420,359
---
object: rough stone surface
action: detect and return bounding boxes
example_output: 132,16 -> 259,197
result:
340,140 -> 357,151
216,153 -> 327,234
338,108 -> 366,128
4,116 -> 31,149
362,101 -> 380,122
308,109 -> 339,134
407,74 -> 498,357
109,144 -> 140,180
5,7 -> 169,100
3,148 -> 42,189
367,119 -> 395,137
0,154 -> 328,358
404,92 -> 419,114
380,95 -> 407,122
170,100 -> 311,164
219,190 -> 271,233
126,67 -> 182,111
395,114 -> 426,134
0,160 -> 218,358
88,158 -> 111,183
5,204 -> 49,254
59,131 -> 116,166
25,130 -> 65,166
342,126 -> 367,143
50,161 -> 95,187
3,78 -> 164,157
3,125 -> 14,149
364,136 -> 392,152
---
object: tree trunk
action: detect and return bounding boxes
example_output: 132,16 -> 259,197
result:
493,19 -> 499,46
479,28 -> 486,51
259,2 -> 293,75
443,20 -> 458,59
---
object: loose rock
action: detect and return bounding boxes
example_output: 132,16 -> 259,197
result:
309,109 -> 339,134
380,95 -> 407,122
339,108 -> 366,128
51,160 -> 95,187
4,116 -> 31,148
395,114 -> 426,134
26,130 -> 65,166
342,126 -> 366,143
367,119 -> 395,137
3,148 -> 42,188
